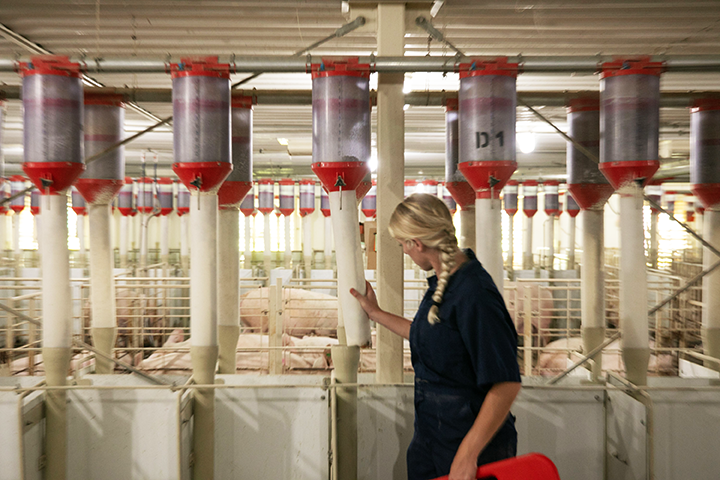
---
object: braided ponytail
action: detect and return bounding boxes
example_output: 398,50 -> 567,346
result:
388,194 -> 460,324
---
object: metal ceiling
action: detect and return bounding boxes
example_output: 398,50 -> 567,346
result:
1,0 -> 720,181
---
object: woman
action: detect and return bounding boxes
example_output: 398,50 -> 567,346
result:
350,193 -> 521,480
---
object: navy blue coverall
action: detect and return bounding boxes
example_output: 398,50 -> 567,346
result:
406,249 -> 521,480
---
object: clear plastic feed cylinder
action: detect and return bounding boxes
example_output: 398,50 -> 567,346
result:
258,179 -> 274,214
361,183 -> 377,218
523,181 -> 538,216
503,181 -> 518,215
278,180 -> 295,216
299,180 -> 316,216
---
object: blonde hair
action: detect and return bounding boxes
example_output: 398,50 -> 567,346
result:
389,193 -> 460,324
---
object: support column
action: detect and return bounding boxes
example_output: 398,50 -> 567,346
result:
217,208 -> 240,373
507,214 -> 515,271
324,215 -> 333,269
619,187 -> 650,385
160,214 -> 169,265
543,215 -> 555,269
13,213 -> 20,261
284,215 -> 292,269
140,213 -> 149,269
264,213 -> 272,275
702,208 -> 720,363
581,209 -> 605,381
190,192 -> 219,480
77,214 -> 86,264
649,210 -> 659,269
331,345 -> 360,480
459,206 -> 476,250
375,1 -> 405,384
244,215 -> 253,270
89,204 -> 118,374
476,197 -> 504,292
41,194 -> 73,480
523,215 -> 533,270
181,214 -> 190,272
120,215 -> 129,268
567,215 -> 576,270
303,215 -> 313,276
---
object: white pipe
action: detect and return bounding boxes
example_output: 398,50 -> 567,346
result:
544,215 -> 555,269
523,215 -> 533,270
77,215 -> 86,258
284,215 -> 292,268
581,208 -> 605,380
567,215 -> 576,270
0,213 -> 5,254
302,215 -> 312,275
329,189 -> 371,346
702,208 -> 720,361
619,188 -> 650,385
324,216 -> 333,269
160,215 -> 169,263
180,215 -> 189,268
459,207 -> 475,250
218,208 -> 240,373
120,216 -> 129,267
140,213 -> 149,268
263,213 -> 272,274
190,193 -> 218,347
695,212 -> 704,254
507,214 -> 515,271
88,204 -> 118,374
475,197 -> 504,293
13,213 -> 20,258
649,211 -> 659,269
244,215 -> 253,270
42,194 -> 73,348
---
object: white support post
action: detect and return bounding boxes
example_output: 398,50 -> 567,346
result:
619,187 -> 650,385
567,215 -> 576,270
507,214 -> 515,272
264,213 -> 272,275
459,206 -> 476,250
88,204 -> 118,374
581,208 -> 605,381
544,215 -> 555,269
160,214 -> 169,265
244,215 -> 253,270
13,213 -> 20,261
302,215 -> 313,276
189,192 -> 219,480
476,197 -> 504,293
702,208 -> 720,363
120,215 -> 129,268
284,215 -> 292,269
217,208 -> 240,374
41,193 -> 73,480
649,210 -> 659,269
268,281 -> 284,374
324,216 -> 333,270
180,214 -> 189,272
375,1 -> 406,384
77,214 -> 86,265
523,215 -> 533,270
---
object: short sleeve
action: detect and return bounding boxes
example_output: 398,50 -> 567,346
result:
455,286 -> 521,387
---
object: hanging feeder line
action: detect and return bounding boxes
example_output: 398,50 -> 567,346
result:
416,14 -> 720,317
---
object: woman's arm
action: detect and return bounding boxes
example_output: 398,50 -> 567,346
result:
448,382 -> 522,480
349,281 -> 412,340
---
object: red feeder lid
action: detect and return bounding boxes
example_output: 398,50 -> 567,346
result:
19,55 -> 82,78
23,162 -> 85,194
599,160 -> 659,190
156,177 -> 173,185
31,206 -> 41,216
75,178 -> 124,204
692,98 -> 720,112
692,183 -> 720,209
457,57 -> 519,79
10,175 -> 26,182
458,161 -> 517,199
299,179 -> 315,185
170,56 -> 231,79
310,57 -> 371,79
445,97 -> 458,112
356,180 -> 372,201
172,161 -> 232,193
567,183 -> 616,210
567,95 -> 600,113
84,92 -> 125,107
445,181 -> 476,208
219,181 -> 253,209
231,93 -> 255,109
600,57 -> 665,79
311,162 -> 369,193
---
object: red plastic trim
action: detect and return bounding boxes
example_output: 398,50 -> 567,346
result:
258,178 -> 275,185
567,183 -> 615,210
543,180 -> 560,187
170,57 -> 231,80
458,161 -> 517,199
567,96 -> 600,112
231,94 -> 255,109
601,57 -> 665,79
84,93 -> 125,107
310,57 -> 370,79
457,57 -> 519,79
172,161 -> 233,192
445,97 -> 458,111
692,183 -> 720,209
10,175 -> 27,182
311,162 -> 369,193
19,55 -> 82,78
218,180 -> 253,208
356,180 -> 372,200
278,179 -> 295,186
156,177 -> 173,185
299,179 -> 315,185
692,98 -> 720,112
75,178 -> 124,204
23,162 -> 85,194
598,160 -> 659,190
445,181 -> 477,208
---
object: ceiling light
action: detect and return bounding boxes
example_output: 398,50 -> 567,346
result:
368,152 -> 378,172
277,138 -> 289,146
517,132 -> 536,154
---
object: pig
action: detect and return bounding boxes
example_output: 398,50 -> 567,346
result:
240,287 -> 338,338
504,281 -> 556,346
536,337 -> 675,377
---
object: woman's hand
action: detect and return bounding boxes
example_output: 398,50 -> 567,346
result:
448,451 -> 478,480
349,281 -> 380,318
